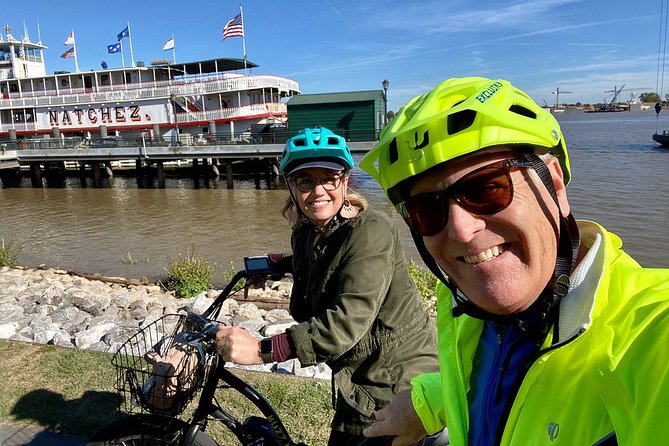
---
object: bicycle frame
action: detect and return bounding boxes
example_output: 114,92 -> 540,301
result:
181,269 -> 304,446
183,355 -> 298,446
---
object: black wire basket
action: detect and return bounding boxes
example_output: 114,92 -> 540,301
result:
112,314 -> 208,416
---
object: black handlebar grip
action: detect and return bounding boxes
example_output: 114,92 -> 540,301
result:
187,311 -> 219,339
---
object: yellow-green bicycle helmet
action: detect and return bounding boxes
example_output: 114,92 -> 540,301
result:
360,77 -> 570,205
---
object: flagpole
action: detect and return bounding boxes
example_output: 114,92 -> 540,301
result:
120,40 -> 126,68
37,19 -> 44,63
127,21 -> 135,67
171,34 -> 176,63
72,30 -> 80,73
240,3 -> 248,73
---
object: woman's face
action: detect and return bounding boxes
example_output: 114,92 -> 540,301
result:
289,167 -> 349,227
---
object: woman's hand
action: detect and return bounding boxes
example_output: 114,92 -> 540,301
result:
216,326 -> 263,365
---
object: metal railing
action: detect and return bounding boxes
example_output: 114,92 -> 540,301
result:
0,129 -> 382,151
0,74 -> 300,109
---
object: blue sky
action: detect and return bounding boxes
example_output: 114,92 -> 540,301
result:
4,0 -> 664,112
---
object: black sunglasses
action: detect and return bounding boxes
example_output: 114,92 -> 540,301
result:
399,158 -> 533,236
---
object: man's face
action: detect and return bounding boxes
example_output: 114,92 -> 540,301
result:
408,148 -> 569,315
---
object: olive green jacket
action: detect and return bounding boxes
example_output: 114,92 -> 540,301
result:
285,208 -> 438,434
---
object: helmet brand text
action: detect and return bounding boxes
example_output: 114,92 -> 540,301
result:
475,81 -> 504,103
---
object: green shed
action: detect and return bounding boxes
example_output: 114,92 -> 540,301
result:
286,90 -> 385,141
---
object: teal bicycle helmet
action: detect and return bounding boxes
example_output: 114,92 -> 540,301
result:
279,127 -> 354,176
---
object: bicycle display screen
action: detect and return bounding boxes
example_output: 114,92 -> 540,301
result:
244,256 -> 271,275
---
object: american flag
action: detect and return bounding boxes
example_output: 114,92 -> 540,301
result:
60,47 -> 75,59
222,13 -> 244,40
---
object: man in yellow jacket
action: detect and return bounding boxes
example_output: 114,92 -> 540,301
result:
360,77 -> 669,445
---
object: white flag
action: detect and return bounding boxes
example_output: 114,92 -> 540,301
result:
162,36 -> 174,51
64,31 -> 75,45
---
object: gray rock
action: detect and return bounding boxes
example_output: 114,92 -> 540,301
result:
74,322 -> 117,349
50,306 -> 90,335
0,322 -> 19,339
263,320 -> 297,336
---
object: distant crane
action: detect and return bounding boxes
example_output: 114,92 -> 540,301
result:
551,87 -> 573,108
549,87 -> 573,113
604,85 -> 626,106
601,85 -> 651,110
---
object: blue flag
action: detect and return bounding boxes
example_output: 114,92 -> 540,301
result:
107,43 -> 121,53
117,26 -> 129,41
101,60 -> 108,69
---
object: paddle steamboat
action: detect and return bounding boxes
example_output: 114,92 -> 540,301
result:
0,27 -> 299,147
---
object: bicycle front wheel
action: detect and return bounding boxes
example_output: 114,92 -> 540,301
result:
86,414 -> 217,446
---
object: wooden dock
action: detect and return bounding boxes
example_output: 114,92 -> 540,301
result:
0,141 -> 376,188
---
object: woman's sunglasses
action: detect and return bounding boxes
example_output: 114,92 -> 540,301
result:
291,173 -> 343,193
399,158 -> 534,236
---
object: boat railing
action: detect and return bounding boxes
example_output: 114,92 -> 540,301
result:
0,121 -> 38,133
0,75 -> 299,109
0,128 -> 381,151
175,103 -> 287,124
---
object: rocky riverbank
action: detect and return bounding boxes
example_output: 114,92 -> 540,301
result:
0,265 -> 332,379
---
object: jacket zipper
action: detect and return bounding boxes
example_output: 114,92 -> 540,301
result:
493,327 -> 587,444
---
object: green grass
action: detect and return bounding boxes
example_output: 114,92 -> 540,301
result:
408,260 -> 439,315
162,250 -> 214,298
0,339 -> 333,445
0,238 -> 22,267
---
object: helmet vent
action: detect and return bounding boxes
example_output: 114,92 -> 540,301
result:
447,109 -> 477,135
293,137 -> 306,146
389,137 -> 399,164
509,104 -> 537,119
327,137 -> 340,145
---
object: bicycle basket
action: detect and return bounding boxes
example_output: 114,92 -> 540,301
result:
112,314 -> 208,416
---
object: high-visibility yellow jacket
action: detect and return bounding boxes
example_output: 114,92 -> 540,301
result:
411,220 -> 669,445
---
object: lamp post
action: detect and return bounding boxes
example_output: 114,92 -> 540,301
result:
382,79 -> 389,127
170,93 -> 179,145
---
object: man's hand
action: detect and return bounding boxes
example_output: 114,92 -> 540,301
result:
216,326 -> 263,364
363,389 -> 428,446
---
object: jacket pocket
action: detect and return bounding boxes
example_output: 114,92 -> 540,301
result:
334,368 -> 377,417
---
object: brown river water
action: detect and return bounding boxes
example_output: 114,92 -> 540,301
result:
1,110 -> 667,286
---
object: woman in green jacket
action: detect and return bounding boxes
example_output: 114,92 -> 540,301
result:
217,127 -> 439,446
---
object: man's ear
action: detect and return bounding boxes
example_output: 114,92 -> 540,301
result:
546,156 -> 570,216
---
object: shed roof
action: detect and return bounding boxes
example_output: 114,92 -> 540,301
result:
287,90 -> 381,105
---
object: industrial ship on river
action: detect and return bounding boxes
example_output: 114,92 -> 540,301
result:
0,26 -> 300,147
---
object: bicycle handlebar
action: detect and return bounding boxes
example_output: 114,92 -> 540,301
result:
186,311 -> 219,340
